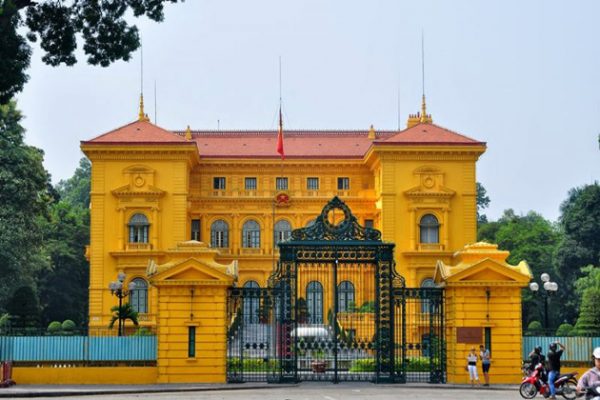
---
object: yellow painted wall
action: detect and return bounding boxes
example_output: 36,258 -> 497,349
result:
13,367 -> 157,384
155,285 -> 230,383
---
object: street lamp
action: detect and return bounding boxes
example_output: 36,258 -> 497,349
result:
529,273 -> 559,330
109,272 -> 136,336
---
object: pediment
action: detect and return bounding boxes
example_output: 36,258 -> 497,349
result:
404,185 -> 456,198
111,183 -> 165,198
149,257 -> 234,285
435,258 -> 531,285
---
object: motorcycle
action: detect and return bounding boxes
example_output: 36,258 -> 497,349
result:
583,384 -> 600,400
519,362 -> 578,399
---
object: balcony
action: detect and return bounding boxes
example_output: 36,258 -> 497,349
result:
126,243 -> 153,251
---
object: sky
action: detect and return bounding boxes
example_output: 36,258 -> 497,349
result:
16,0 -> 600,222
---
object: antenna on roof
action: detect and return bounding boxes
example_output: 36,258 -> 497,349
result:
217,119 -> 220,131
397,85 -> 401,131
138,37 -> 149,122
419,30 -> 431,124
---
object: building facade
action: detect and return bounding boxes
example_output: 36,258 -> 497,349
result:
81,99 -> 485,331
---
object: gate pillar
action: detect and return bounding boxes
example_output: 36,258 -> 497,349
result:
434,242 -> 531,384
147,241 -> 237,383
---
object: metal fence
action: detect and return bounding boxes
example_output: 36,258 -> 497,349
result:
523,336 -> 600,362
0,335 -> 157,362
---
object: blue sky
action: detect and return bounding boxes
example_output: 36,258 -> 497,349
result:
16,0 -> 600,221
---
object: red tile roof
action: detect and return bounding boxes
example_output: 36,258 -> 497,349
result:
375,123 -> 484,145
82,120 -> 192,145
82,121 -> 484,158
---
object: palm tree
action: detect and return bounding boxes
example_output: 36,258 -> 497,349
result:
108,303 -> 139,335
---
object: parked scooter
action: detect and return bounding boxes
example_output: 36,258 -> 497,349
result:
519,362 -> 577,399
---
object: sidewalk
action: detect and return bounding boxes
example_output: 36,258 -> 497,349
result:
0,382 -> 519,398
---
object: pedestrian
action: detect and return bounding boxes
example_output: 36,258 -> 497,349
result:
576,347 -> 600,396
467,347 -> 480,387
547,341 -> 565,400
479,344 -> 491,386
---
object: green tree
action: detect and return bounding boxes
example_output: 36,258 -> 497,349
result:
555,323 -> 575,337
476,182 -> 491,224
574,287 -> 600,336
55,157 -> 91,208
554,183 -> 600,323
0,101 -> 50,312
0,0 -> 181,104
37,201 -> 89,326
6,285 -> 41,328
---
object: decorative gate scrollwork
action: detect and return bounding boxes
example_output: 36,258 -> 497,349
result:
227,197 -> 445,383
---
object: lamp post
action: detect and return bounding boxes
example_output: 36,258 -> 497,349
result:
529,273 -> 559,330
109,272 -> 136,336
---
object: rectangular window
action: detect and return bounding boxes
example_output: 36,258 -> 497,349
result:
276,177 -> 288,190
188,326 -> 196,358
484,327 -> 492,355
307,177 -> 319,190
245,177 -> 257,190
364,219 -> 374,229
191,219 -> 200,241
337,177 -> 350,190
213,177 -> 226,190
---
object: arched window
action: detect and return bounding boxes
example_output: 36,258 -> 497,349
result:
243,281 -> 260,324
130,278 -> 148,313
274,220 -> 292,244
338,281 -> 355,312
420,278 -> 436,313
419,214 -> 440,244
306,281 -> 323,324
210,220 -> 229,248
242,220 -> 261,248
128,213 -> 149,243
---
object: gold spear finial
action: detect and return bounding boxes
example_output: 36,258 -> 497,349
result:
138,94 -> 149,122
420,94 -> 427,123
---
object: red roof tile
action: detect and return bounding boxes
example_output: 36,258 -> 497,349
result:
82,120 -> 192,145
82,120 -> 484,158
375,123 -> 484,146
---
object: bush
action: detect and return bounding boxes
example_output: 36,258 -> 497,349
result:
47,321 -> 62,334
61,319 -> 76,335
527,321 -> 544,335
349,357 -> 437,372
555,323 -> 575,336
227,357 -> 279,372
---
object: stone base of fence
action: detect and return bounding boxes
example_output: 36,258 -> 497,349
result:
13,366 -> 157,384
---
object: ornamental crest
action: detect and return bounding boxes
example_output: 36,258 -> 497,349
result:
290,196 -> 381,241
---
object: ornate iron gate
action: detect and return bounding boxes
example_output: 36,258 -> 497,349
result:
226,197 -> 445,383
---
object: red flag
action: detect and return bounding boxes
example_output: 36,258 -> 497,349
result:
276,107 -> 284,159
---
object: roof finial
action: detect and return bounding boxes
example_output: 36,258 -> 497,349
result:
368,124 -> 376,139
185,125 -> 192,140
420,94 -> 427,123
138,93 -> 149,122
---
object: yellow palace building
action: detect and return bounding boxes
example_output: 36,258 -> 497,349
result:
78,97 -> 531,384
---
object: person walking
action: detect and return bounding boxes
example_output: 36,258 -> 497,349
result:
467,347 -> 480,387
547,341 -> 565,400
479,344 -> 491,386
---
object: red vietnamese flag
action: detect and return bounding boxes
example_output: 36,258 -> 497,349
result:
276,107 -> 284,159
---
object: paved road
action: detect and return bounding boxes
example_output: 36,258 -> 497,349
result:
28,383 -> 524,400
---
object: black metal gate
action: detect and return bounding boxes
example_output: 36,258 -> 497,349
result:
226,197 -> 445,383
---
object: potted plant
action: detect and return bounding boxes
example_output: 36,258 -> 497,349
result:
311,348 -> 327,373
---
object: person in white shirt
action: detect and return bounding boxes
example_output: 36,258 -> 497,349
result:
577,347 -> 600,396
467,347 -> 480,387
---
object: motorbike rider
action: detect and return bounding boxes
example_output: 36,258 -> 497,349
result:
547,341 -> 566,400
529,346 -> 546,371
576,347 -> 600,397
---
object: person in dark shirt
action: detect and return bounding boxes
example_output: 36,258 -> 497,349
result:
529,346 -> 546,370
547,341 -> 565,400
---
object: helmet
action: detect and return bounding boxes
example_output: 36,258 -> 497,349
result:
549,342 -> 558,351
535,346 -> 542,354
593,347 -> 600,359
